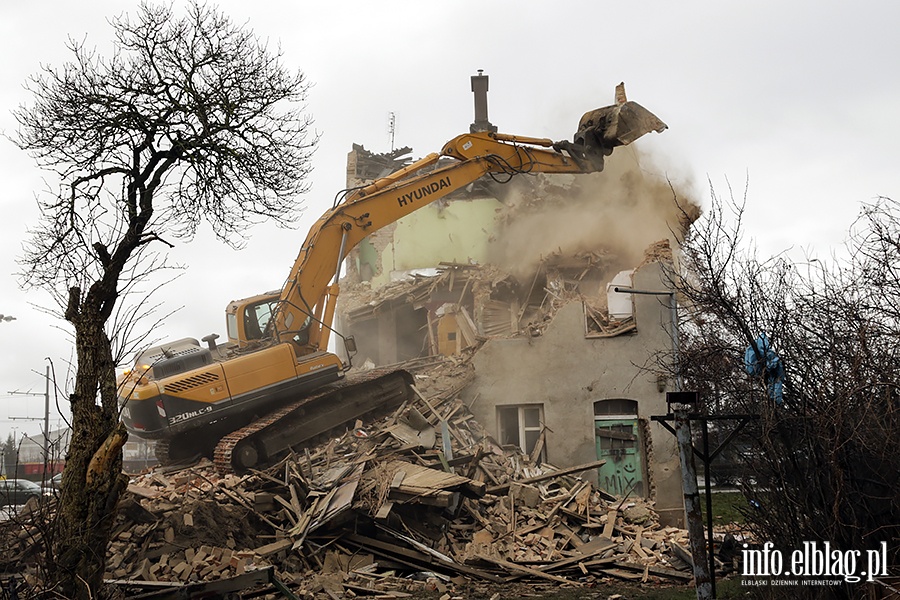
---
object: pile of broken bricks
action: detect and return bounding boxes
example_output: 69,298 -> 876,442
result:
1,357 -> 708,597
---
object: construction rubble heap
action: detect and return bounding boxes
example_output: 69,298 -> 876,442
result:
0,356 -> 723,599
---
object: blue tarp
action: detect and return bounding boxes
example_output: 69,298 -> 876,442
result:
744,333 -> 785,406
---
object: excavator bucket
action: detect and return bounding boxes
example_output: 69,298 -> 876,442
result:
563,83 -> 667,171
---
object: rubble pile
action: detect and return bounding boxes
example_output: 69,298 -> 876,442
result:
122,358 -> 697,594
0,358 -> 699,597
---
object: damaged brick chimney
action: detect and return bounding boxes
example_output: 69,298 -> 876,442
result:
470,70 -> 498,134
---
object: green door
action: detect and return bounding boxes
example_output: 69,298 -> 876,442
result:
595,419 -> 644,497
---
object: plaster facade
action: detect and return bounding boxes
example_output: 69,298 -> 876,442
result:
461,263 -> 684,526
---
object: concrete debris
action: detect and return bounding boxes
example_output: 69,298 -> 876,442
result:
0,357 -> 722,597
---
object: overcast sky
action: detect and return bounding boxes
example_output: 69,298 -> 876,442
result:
1,1 -> 898,440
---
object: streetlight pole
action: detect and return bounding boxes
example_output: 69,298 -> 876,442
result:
8,364 -> 53,477
10,427 -> 18,477
43,365 -> 50,474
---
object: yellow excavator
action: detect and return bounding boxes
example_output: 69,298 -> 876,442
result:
118,83 -> 666,473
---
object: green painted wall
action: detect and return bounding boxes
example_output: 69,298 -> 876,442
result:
371,197 -> 502,287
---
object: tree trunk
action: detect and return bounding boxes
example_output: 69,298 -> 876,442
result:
54,306 -> 127,599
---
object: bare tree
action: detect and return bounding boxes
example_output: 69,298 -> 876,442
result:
673,189 -> 900,598
12,2 -> 315,596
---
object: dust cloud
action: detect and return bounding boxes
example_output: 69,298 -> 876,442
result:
487,148 -> 700,280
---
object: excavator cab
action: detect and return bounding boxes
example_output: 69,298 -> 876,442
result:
226,294 -> 279,344
227,295 -> 316,350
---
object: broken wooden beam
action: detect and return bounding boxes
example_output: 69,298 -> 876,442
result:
343,533 -> 504,583
475,554 -> 580,586
611,560 -> 694,582
486,459 -> 607,495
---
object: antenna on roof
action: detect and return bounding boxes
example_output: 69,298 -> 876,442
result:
388,112 -> 396,152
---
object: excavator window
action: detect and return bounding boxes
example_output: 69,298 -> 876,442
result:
244,301 -> 276,340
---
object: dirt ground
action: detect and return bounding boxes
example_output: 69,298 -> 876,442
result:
396,580 -> 714,600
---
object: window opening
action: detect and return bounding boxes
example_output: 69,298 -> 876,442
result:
497,404 -> 545,457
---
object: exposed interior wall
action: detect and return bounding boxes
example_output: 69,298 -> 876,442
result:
363,197 -> 503,287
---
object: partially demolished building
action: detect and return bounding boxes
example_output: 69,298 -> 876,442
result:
338,75 -> 689,524
337,84 -> 693,526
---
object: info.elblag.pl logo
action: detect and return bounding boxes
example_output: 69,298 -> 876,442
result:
742,541 -> 889,585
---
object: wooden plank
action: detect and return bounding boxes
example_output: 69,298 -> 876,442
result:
425,310 -> 438,356
387,421 -> 436,449
671,541 -> 694,568
612,560 -> 694,582
342,583 -> 413,597
553,523 -> 584,549
475,554 -> 579,585
388,488 -> 452,507
315,469 -> 360,527
252,538 -> 292,558
579,554 -> 628,568
410,385 -> 442,423
528,428 -> 547,464
486,459 -> 607,495
455,306 -> 478,348
601,509 -> 617,539
289,483 -> 304,516
388,460 -> 482,494
126,483 -> 160,499
374,501 -> 394,521
523,538 -> 618,575
390,470 -> 406,489
274,494 -> 299,526
594,428 -> 637,441
344,533 -> 504,583
600,567 -> 643,581
577,535 -> 617,555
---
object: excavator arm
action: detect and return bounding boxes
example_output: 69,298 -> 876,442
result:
265,86 -> 667,355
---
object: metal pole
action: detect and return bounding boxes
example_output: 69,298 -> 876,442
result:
43,365 -> 50,475
675,409 -> 713,600
334,228 -> 349,283
670,293 -> 682,392
702,418 -> 716,598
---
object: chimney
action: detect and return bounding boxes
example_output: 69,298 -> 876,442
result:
470,70 -> 498,134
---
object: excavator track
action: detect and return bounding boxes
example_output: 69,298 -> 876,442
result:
155,434 -> 211,467
213,368 -> 413,474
